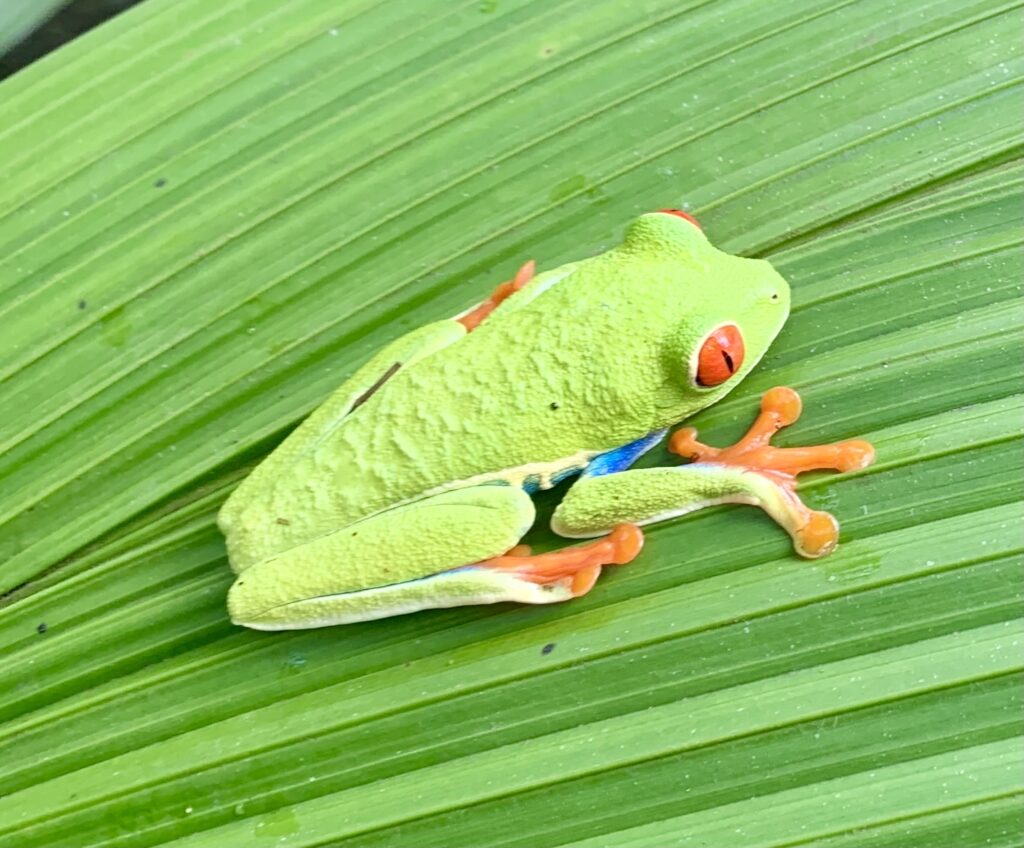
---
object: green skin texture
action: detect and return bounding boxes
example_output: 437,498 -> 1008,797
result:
220,213 -> 791,630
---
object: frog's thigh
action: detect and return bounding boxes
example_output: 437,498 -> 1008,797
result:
229,485 -> 554,630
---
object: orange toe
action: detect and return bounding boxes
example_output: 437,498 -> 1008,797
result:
669,426 -> 716,462
608,523 -> 644,565
476,524 -> 644,596
506,544 -> 533,557
570,563 -> 603,596
796,510 -> 840,558
457,260 -> 536,331
834,439 -> 875,472
762,386 -> 802,426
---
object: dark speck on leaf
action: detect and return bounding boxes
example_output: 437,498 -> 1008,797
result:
275,517 -> 290,525
541,642 -> 556,655
37,623 -> 47,634
549,402 -> 560,410
154,178 -> 167,188
77,299 -> 87,310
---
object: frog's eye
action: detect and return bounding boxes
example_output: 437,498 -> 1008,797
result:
695,324 -> 745,387
658,208 -> 701,230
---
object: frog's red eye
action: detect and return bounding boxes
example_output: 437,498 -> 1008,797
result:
696,324 -> 744,387
658,208 -> 701,230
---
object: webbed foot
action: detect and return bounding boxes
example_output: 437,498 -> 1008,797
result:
669,387 -> 874,557
478,524 -> 643,597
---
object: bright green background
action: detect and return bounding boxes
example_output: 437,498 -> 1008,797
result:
0,1 -> 1021,845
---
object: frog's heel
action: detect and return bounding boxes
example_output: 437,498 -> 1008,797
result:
553,387 -> 874,558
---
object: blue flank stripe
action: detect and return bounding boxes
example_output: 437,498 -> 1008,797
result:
582,429 -> 667,478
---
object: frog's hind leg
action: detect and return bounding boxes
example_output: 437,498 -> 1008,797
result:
474,524 -> 643,597
227,485 -> 640,630
227,485 -> 532,629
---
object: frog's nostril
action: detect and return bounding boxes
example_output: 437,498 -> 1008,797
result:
657,208 -> 701,230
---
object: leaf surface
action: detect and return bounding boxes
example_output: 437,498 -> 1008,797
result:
0,1 -> 1021,846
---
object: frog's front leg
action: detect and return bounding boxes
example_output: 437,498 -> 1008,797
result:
552,387 -> 874,558
227,484 -> 641,630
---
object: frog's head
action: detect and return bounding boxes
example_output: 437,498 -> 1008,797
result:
620,209 -> 791,420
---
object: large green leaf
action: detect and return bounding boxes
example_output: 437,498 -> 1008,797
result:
0,0 -> 1021,845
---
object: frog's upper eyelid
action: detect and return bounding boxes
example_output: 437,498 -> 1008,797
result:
656,208 -> 702,230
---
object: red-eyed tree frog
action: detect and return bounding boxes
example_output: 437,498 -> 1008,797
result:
220,210 -> 874,630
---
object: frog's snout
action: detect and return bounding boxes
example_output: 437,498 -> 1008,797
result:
751,258 -> 790,311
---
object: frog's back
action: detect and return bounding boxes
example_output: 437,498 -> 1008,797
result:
221,249 -> 688,571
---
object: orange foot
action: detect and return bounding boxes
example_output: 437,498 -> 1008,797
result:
669,387 -> 874,557
477,524 -> 643,597
457,260 -> 535,331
